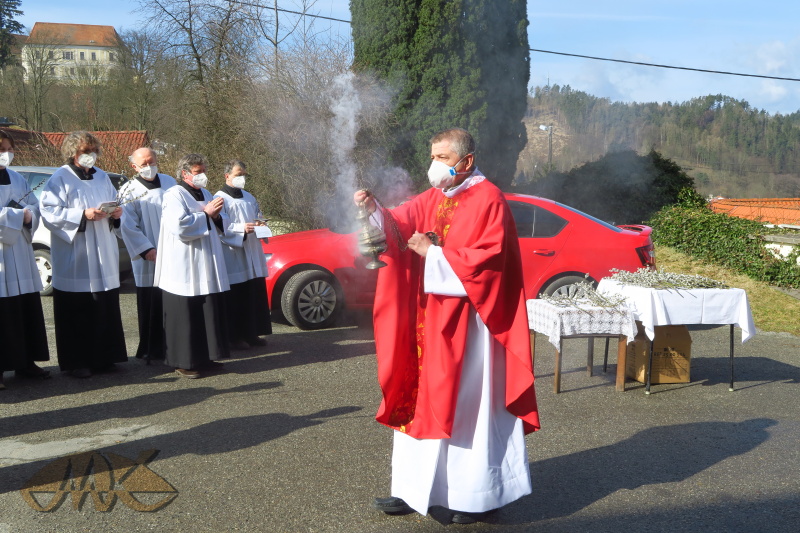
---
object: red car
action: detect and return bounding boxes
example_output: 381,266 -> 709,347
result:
262,193 -> 655,329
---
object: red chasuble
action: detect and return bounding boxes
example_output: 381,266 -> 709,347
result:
372,178 -> 540,439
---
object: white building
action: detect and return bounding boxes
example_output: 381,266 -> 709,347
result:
21,22 -> 121,81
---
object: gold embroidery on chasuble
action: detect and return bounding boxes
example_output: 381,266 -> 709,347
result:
387,196 -> 460,432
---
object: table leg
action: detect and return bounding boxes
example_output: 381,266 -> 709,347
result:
645,339 -> 654,395
587,338 -> 594,377
615,335 -> 627,392
530,331 -> 536,373
729,324 -> 735,392
603,337 -> 610,373
555,340 -> 562,394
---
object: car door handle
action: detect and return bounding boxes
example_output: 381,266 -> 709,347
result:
532,249 -> 555,256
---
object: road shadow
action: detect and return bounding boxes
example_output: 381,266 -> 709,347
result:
0,381 -> 282,440
1,406 -> 361,497
221,325 -> 377,374
691,356 -> 800,387
497,418 -> 775,525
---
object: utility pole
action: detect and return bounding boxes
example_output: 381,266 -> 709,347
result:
539,124 -> 554,168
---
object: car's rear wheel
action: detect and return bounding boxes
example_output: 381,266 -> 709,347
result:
281,270 -> 343,330
34,248 -> 54,296
540,275 -> 592,298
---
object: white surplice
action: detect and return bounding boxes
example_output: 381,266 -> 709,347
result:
119,174 -> 177,287
376,172 -> 532,515
39,165 -> 120,292
213,189 -> 269,284
0,169 -> 43,296
154,185 -> 230,296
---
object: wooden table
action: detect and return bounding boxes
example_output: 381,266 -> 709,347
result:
527,299 -> 637,393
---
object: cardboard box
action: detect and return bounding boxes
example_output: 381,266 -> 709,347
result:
626,325 -> 692,384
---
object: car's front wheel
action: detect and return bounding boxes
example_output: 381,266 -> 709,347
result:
34,248 -> 54,296
281,270 -> 343,330
540,275 -> 593,298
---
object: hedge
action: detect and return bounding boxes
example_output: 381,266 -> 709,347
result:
648,205 -> 800,289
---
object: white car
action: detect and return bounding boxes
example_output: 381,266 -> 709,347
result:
9,166 -> 133,295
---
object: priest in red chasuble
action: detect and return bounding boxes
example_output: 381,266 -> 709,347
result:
354,128 -> 539,525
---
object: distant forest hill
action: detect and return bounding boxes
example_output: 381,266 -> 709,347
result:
517,85 -> 800,199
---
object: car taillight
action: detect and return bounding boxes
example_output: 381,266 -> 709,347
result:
636,244 -> 656,269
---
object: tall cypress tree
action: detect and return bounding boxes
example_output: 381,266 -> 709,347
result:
351,0 -> 529,188
0,0 -> 24,69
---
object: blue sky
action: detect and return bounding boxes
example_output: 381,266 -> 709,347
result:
18,1 -> 800,115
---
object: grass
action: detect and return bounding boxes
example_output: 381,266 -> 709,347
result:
655,245 -> 800,337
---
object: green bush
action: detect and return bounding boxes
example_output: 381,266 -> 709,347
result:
648,205 -> 800,288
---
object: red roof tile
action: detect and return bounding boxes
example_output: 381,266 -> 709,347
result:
41,131 -> 150,167
27,23 -> 120,47
709,198 -> 800,225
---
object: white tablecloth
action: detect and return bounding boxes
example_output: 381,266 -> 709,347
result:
596,279 -> 756,343
526,299 -> 638,351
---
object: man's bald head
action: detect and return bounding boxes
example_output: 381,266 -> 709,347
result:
130,147 -> 157,167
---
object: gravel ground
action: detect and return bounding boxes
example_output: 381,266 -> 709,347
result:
1,278 -> 799,532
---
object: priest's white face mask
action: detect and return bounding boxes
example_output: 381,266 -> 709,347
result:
231,175 -> 246,189
427,154 -> 469,189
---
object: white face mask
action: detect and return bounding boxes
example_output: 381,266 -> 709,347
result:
188,172 -> 208,188
0,151 -> 13,167
427,160 -> 458,188
231,175 -> 246,189
138,165 -> 158,180
77,152 -> 97,169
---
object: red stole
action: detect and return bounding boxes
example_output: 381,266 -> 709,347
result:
372,179 -> 539,439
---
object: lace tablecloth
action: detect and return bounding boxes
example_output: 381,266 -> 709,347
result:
527,299 -> 638,350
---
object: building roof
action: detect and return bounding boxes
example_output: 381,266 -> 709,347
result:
41,131 -> 150,166
708,198 -> 800,225
26,22 -> 120,47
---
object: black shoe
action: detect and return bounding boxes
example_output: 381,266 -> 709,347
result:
231,340 -> 250,350
451,512 -> 479,524
203,361 -> 225,372
372,496 -> 413,514
16,364 -> 51,379
69,368 -> 92,378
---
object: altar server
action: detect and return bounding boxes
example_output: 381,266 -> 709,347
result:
39,131 -> 127,378
0,131 -> 50,389
214,160 -> 272,350
154,153 -> 230,378
120,147 -> 177,362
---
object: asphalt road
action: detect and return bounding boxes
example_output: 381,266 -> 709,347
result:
1,278 -> 799,532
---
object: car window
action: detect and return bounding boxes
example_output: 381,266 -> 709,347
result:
26,172 -> 51,200
509,201 -> 568,238
555,202 -> 622,232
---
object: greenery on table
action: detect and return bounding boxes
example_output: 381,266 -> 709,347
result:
609,268 -> 729,290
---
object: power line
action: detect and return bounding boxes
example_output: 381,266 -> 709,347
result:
228,3 -> 800,83
231,0 -> 351,24
530,49 -> 800,82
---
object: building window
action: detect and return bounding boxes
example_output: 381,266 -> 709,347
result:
79,51 -> 85,60
109,52 -> 115,61
69,67 -> 75,75
91,52 -> 96,61
49,67 -> 55,75
48,51 -> 54,59
63,51 -> 74,60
